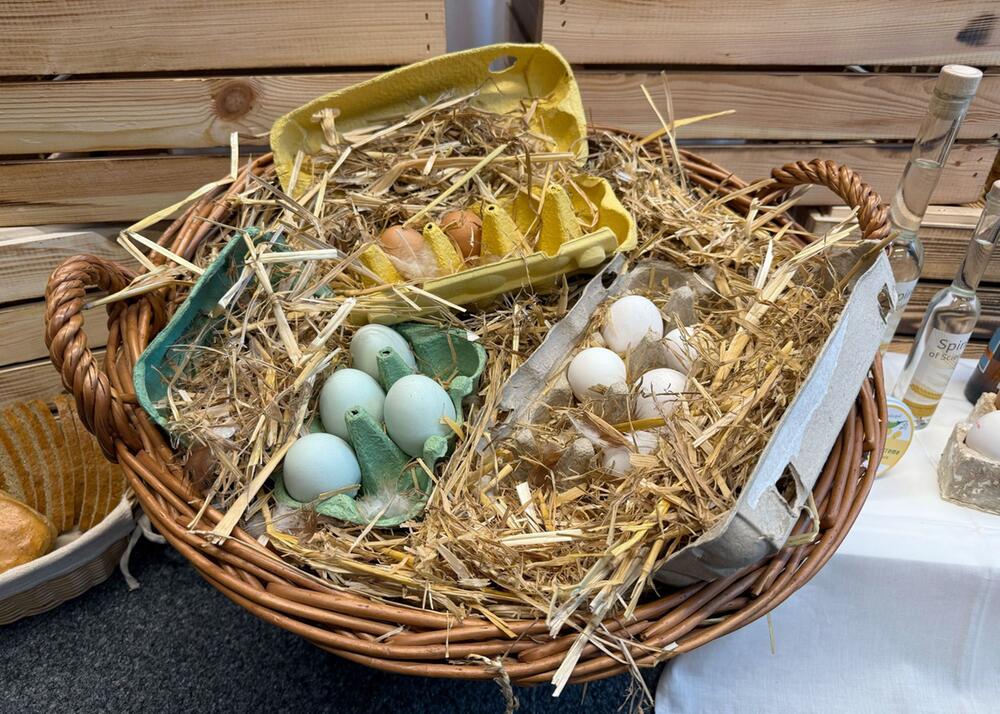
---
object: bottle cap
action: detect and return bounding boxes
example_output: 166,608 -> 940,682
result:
936,65 -> 983,99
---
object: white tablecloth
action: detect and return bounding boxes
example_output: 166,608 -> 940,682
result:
656,354 -> 1000,714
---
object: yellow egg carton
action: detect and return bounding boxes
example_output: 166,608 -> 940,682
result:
269,43 -> 636,320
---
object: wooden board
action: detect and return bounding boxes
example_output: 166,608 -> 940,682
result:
579,72 -> 1000,142
0,225 -> 136,303
0,155 -> 238,226
4,142 -> 995,227
807,206 -> 1000,282
898,281 -> 1000,340
542,1 -> 1000,65
691,143 -> 995,207
0,73 -> 373,155
0,300 -> 110,368
0,1 -> 445,76
0,351 -> 106,408
5,71 -> 999,156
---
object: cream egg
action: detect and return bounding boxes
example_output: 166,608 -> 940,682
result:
282,433 -> 361,502
318,368 -> 386,441
966,410 -> 1000,461
663,326 -> 699,373
634,368 -> 687,420
384,374 -> 457,457
601,295 -> 664,354
378,225 -> 438,279
350,324 -> 417,381
601,430 -> 659,475
567,347 -> 627,401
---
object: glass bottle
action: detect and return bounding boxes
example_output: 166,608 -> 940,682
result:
965,327 -> 1000,403
893,180 -> 1000,428
880,65 -> 983,350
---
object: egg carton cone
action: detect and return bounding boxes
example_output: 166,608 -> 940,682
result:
487,243 -> 894,586
134,234 -> 486,528
939,392 -> 1000,516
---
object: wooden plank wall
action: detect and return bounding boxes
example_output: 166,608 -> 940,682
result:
0,1 -> 446,406
537,0 -> 1000,349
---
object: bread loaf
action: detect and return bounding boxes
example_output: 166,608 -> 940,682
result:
0,397 -> 127,538
0,490 -> 57,574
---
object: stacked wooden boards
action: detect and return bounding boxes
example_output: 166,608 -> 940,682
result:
0,0 -> 446,406
530,0 -> 1000,348
807,206 -> 1000,355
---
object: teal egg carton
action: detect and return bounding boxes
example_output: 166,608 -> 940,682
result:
274,322 -> 485,526
133,232 -> 486,528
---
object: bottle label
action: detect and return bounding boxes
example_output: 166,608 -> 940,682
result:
976,330 -> 1000,372
903,328 -> 971,418
895,279 -> 918,309
878,398 -> 915,476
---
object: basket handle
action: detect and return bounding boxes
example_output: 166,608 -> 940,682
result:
758,159 -> 891,242
45,254 -> 137,457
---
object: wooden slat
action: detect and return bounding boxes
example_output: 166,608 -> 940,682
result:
6,71 -> 999,156
0,225 -> 136,303
898,281 -> 1000,340
694,143 -> 996,207
580,72 -> 1000,142
0,73 -> 374,155
0,351 -> 105,408
542,0 -> 1000,65
0,300 -> 110,368
0,1 -> 444,76
3,142 -> 995,226
807,206 -> 1000,282
0,155 -> 237,226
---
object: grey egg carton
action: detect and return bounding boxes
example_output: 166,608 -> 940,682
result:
487,244 -> 894,587
939,392 -> 1000,515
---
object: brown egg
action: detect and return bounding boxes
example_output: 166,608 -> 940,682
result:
377,225 -> 438,280
441,209 -> 482,259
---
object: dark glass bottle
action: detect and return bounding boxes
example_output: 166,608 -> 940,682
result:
965,328 -> 1000,403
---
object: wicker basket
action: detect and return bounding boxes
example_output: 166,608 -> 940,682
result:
0,498 -> 132,625
44,151 -> 888,684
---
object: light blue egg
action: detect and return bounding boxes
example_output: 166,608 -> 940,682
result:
350,324 -> 416,380
282,433 -> 361,502
319,368 -> 385,441
383,374 -> 456,457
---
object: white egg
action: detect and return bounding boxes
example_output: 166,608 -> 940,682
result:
567,347 -> 628,401
384,374 -> 457,457
965,410 -> 1000,461
634,368 -> 687,420
600,295 -> 664,354
601,430 -> 659,474
602,447 -> 631,475
283,433 -> 361,502
663,326 -> 699,373
319,368 -> 386,441
350,324 -> 417,381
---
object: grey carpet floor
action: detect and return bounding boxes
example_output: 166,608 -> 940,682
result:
2,537 -> 660,713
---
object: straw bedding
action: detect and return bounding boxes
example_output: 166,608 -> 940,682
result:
106,91 -> 863,684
